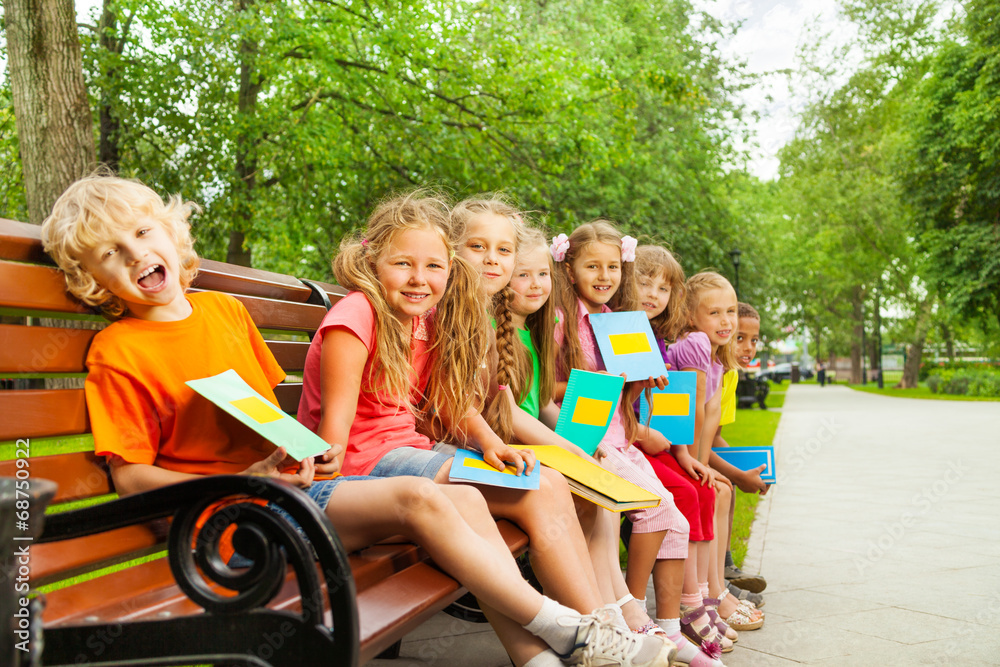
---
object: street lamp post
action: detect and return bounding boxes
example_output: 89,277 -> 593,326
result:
729,248 -> 741,299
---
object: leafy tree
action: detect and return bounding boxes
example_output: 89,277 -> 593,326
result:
899,0 -> 1000,329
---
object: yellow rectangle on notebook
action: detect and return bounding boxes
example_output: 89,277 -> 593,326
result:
462,457 -> 517,475
608,332 -> 651,356
572,397 -> 613,426
230,396 -> 284,424
652,393 -> 689,417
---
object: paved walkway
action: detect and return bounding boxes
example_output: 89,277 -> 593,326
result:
371,385 -> 1000,666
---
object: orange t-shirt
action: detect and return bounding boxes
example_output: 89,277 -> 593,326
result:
85,291 -> 288,475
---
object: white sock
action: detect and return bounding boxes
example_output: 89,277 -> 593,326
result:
601,602 -> 629,630
523,598 -> 585,655
522,649 -> 565,667
656,617 -> 680,635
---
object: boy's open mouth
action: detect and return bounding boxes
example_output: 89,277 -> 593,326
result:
137,265 -> 166,290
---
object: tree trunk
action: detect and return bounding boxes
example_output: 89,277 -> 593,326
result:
898,297 -> 934,389
814,324 -> 822,363
4,0 -> 95,224
228,0 -> 262,267
97,0 -> 128,171
940,322 -> 955,361
850,287 -> 864,384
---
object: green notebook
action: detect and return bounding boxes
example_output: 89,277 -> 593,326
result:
186,369 -> 330,462
555,369 -> 625,456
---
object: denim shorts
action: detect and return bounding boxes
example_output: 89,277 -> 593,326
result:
228,475 -> 370,567
368,444 -> 456,480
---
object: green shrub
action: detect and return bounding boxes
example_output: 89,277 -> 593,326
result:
926,367 -> 1000,397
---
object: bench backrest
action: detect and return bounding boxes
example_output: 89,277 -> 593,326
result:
0,217 -> 345,584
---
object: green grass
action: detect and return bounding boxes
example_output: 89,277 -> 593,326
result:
725,410 -> 782,567
848,383 -> 1000,401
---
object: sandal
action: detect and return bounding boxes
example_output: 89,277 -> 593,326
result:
679,605 -> 724,660
635,620 -> 669,636
702,597 -> 736,650
737,598 -> 763,621
724,603 -> 764,631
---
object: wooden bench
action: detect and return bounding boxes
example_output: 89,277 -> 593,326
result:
0,217 -> 528,666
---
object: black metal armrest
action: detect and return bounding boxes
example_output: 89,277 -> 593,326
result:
16,475 -> 359,667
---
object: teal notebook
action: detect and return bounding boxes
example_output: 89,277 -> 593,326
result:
186,369 -> 330,462
555,369 -> 625,456
638,371 -> 697,445
448,448 -> 541,490
712,446 -> 776,484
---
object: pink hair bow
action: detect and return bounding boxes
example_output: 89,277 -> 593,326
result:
621,235 -> 638,262
550,233 -> 570,262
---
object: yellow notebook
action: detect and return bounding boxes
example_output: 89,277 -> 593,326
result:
519,445 -> 661,512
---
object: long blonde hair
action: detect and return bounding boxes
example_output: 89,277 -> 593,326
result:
334,191 -> 490,435
635,244 -> 687,343
450,194 -> 529,442
552,220 -> 641,441
509,228 -> 556,410
682,271 -> 739,372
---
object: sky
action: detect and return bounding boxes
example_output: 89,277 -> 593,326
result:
696,0 -> 860,180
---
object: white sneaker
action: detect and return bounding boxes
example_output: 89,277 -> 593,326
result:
560,608 -> 677,666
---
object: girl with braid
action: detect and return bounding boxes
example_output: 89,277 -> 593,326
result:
451,199 -> 687,653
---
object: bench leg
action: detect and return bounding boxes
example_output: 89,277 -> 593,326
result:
376,639 -> 403,659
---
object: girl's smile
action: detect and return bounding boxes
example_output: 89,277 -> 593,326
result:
457,212 -> 517,296
690,286 -> 738,348
567,241 -> 621,314
509,245 -> 553,328
638,272 -> 672,320
374,227 -> 451,328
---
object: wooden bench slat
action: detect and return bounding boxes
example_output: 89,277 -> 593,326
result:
193,259 -> 314,303
190,289 -> 328,332
0,217 -> 50,264
0,324 -> 97,374
30,524 -> 167,586
267,340 -> 310,373
357,563 -> 464,663
274,382 -> 303,414
0,261 -> 90,314
0,451 -> 110,503
0,389 -> 88,440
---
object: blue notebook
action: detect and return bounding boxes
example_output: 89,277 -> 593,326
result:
588,311 -> 668,381
638,371 -> 697,446
448,448 -> 541,490
555,369 -> 625,456
711,446 -> 776,484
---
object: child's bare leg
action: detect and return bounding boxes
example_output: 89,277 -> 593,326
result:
584,504 -> 620,604
683,545 -> 701,595
651,558 -> 684,620
709,482 -> 730,599
438,464 -> 604,613
480,602 -> 552,667
325,477 -> 541,623
624,530 -> 667,599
